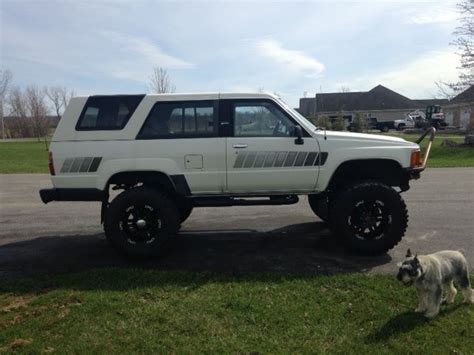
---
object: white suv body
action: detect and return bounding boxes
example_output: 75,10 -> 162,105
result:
48,93 -> 417,193
41,93 -> 429,257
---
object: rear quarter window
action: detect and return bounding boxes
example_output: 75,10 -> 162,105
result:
76,95 -> 144,131
137,100 -> 217,139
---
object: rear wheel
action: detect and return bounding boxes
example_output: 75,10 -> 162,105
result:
104,187 -> 180,258
331,181 -> 408,256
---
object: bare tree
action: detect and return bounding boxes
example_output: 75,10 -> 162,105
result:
8,86 -> 32,138
46,86 -> 65,119
46,86 -> 74,119
0,69 -> 13,139
60,88 -> 75,113
435,80 -> 456,99
149,67 -> 176,93
450,0 -> 474,93
339,86 -> 351,93
25,85 -> 50,142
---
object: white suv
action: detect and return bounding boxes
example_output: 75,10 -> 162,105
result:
40,93 -> 433,258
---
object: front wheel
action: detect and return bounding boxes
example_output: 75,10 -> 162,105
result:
308,194 -> 329,221
104,187 -> 180,258
177,199 -> 194,223
331,181 -> 408,256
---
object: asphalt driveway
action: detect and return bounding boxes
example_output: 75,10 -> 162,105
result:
0,168 -> 473,279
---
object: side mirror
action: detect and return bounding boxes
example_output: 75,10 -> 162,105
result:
294,125 -> 304,145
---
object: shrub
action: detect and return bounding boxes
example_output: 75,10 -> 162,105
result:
314,115 -> 332,130
351,113 -> 368,132
332,113 -> 346,131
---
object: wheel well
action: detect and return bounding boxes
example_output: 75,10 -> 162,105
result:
102,171 -> 190,225
328,159 -> 408,190
106,171 -> 176,193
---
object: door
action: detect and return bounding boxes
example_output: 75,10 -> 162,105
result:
224,99 -> 320,193
136,98 -> 226,194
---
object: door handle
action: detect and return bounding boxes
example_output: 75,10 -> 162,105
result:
233,144 -> 248,149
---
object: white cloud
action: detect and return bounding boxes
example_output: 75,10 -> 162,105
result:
255,39 -> 325,78
351,50 -> 460,98
100,31 -> 193,70
408,7 -> 457,25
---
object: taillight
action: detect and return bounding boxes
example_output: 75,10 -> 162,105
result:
48,151 -> 56,176
410,149 -> 421,167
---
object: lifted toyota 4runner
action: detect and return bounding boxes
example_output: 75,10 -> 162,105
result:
40,93 -> 435,258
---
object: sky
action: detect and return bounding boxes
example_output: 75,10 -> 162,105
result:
0,0 -> 461,108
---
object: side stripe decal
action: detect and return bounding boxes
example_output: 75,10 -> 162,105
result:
60,157 -> 103,173
233,151 -> 328,168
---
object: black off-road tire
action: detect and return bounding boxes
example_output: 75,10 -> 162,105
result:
331,181 -> 408,256
176,199 -> 194,223
308,194 -> 329,221
104,187 -> 180,258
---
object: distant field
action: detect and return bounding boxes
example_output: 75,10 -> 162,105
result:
0,134 -> 473,173
0,141 -> 49,173
0,270 -> 472,353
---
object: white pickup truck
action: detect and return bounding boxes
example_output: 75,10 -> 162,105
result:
40,93 -> 434,258
394,115 -> 417,130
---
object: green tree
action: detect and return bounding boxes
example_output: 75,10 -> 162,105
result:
332,113 -> 346,131
351,113 -> 368,132
314,115 -> 332,130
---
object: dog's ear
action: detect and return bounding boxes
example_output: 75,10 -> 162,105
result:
414,255 -> 420,265
406,249 -> 412,258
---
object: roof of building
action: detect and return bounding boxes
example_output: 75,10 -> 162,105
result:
450,85 -> 474,104
299,85 -> 450,116
413,99 -> 449,106
315,85 -> 424,112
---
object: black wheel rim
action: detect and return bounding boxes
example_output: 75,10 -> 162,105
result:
119,204 -> 162,245
347,199 -> 391,240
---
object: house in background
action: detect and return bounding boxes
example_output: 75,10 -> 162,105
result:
443,85 -> 474,130
298,85 -> 447,124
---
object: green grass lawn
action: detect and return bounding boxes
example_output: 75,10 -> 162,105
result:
0,134 -> 473,173
0,141 -> 49,173
0,270 -> 472,353
402,135 -> 474,168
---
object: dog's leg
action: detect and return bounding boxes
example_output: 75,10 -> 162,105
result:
445,281 -> 457,304
441,284 -> 448,304
457,270 -> 474,304
424,285 -> 442,319
415,288 -> 427,313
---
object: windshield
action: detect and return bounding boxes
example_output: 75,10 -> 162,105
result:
276,97 -> 318,131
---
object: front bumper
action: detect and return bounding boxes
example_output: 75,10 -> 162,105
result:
39,188 -> 106,204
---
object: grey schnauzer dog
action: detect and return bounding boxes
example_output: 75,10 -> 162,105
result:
397,249 -> 473,318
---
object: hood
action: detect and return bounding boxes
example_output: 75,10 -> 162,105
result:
316,130 -> 415,146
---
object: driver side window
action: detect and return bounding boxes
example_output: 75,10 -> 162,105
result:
233,102 -> 295,137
